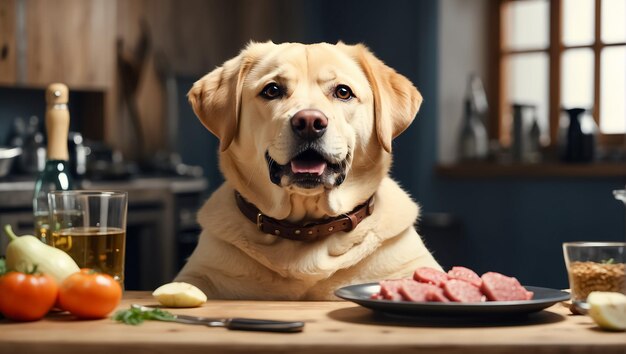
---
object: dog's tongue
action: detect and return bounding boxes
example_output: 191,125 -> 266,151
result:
291,160 -> 327,175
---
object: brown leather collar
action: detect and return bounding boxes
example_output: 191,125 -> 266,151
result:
235,191 -> 374,242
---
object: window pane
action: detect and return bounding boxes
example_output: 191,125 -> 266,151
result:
563,0 -> 595,46
602,0 -> 626,43
505,53 -> 549,141
600,46 -> 626,134
504,0 -> 549,50
561,49 -> 594,109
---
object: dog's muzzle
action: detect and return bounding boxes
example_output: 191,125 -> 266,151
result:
266,110 -> 348,190
290,109 -> 328,142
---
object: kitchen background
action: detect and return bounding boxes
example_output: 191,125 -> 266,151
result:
0,0 -> 624,290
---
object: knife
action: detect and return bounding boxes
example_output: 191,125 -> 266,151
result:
131,304 -> 304,333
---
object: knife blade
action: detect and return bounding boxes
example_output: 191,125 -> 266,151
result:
131,304 -> 304,333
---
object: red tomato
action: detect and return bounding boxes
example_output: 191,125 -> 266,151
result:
0,271 -> 58,321
58,269 -> 122,319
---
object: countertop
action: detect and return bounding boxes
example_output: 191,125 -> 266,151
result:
0,291 -> 624,354
0,176 -> 208,205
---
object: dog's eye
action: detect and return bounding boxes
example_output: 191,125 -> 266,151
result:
260,83 -> 283,100
334,85 -> 354,101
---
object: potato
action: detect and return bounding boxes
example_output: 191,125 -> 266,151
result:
587,291 -> 626,331
152,282 -> 207,308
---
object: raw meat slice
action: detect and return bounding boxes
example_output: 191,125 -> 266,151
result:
443,279 -> 485,302
379,279 -> 411,301
426,287 -> 450,302
481,272 -> 533,301
413,267 -> 449,286
398,281 -> 449,302
371,267 -> 536,303
447,266 -> 482,287
370,293 -> 383,300
525,290 -> 535,300
398,281 -> 431,302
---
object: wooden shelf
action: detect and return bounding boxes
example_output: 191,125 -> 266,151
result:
436,162 -> 626,179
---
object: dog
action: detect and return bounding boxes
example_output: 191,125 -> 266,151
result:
175,41 -> 441,300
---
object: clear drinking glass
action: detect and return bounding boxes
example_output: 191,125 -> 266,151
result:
563,242 -> 626,301
48,191 -> 128,285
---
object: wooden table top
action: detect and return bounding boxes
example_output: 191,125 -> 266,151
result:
0,291 -> 624,354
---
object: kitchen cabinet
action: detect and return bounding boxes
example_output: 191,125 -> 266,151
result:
1,0 -> 297,156
0,0 -> 116,89
0,0 -> 17,84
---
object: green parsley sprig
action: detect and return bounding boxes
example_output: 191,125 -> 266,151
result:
113,307 -> 175,325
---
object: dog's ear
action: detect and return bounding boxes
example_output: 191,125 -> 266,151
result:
340,43 -> 422,153
188,41 -> 274,151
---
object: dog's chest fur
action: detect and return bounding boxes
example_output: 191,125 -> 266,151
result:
176,177 -> 437,300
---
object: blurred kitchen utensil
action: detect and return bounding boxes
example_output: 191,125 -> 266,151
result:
614,189 -> 626,205
615,189 -> 626,240
560,108 -> 597,163
0,146 -> 22,177
458,75 -> 489,161
17,116 -> 46,173
117,20 -> 150,159
511,103 -> 538,163
68,132 -> 87,179
468,73 -> 488,116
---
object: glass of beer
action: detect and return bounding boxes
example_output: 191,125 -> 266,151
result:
47,191 -> 128,286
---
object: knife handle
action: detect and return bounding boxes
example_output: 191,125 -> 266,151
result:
225,318 -> 304,333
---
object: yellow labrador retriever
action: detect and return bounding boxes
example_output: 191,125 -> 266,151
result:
175,41 -> 441,300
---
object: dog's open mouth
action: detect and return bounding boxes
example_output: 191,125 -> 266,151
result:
290,149 -> 328,175
266,149 -> 347,189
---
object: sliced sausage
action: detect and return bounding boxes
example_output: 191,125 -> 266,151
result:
379,279 -> 411,301
370,293 -> 383,300
443,279 -> 485,302
413,267 -> 449,287
447,266 -> 482,288
525,290 -> 534,300
398,281 -> 450,302
481,272 -> 533,301
426,287 -> 451,302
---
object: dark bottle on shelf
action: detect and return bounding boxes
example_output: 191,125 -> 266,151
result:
458,99 -> 488,161
458,75 -> 488,162
33,83 -> 75,244
561,108 -> 597,163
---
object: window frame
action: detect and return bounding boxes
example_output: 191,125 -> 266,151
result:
491,0 -> 626,148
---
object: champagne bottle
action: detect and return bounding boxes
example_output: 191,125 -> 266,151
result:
33,83 -> 75,244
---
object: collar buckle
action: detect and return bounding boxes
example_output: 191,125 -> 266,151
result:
256,212 -> 264,231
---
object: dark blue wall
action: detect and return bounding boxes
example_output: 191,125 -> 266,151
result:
431,178 -> 625,288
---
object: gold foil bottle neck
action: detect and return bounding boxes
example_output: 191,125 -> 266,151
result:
45,83 -> 70,161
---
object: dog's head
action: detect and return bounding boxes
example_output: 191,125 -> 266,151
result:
189,42 -> 421,220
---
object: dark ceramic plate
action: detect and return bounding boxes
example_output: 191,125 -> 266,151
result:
335,283 -> 570,317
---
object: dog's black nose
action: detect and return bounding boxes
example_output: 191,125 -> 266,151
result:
290,109 -> 328,141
